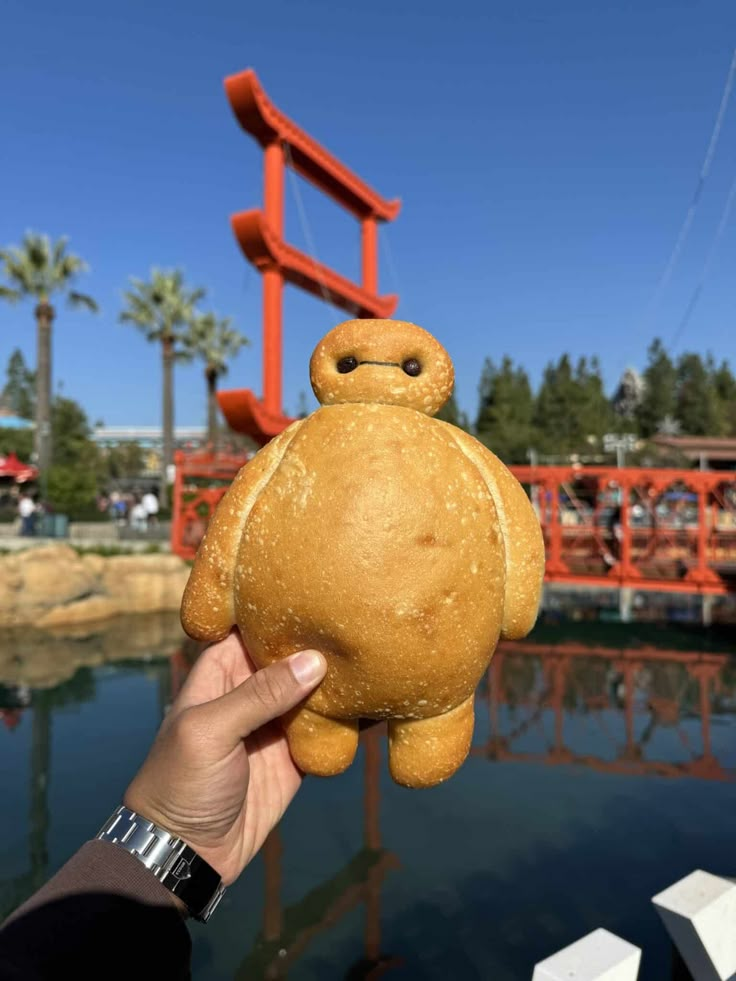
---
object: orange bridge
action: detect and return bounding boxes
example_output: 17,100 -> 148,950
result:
172,457 -> 736,601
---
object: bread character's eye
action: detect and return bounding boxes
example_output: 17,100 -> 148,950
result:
402,358 -> 422,377
337,356 -> 358,373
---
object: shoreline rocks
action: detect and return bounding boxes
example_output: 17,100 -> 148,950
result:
0,545 -> 191,628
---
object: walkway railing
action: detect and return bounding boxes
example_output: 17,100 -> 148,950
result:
172,455 -> 736,595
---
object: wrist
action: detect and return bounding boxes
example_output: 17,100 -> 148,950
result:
96,805 -> 225,922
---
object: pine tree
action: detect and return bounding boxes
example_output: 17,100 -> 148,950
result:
636,339 -> 676,437
675,352 -> 720,435
575,356 -> 613,441
534,354 -> 589,454
712,360 -> 736,436
476,357 -> 535,462
2,349 -> 35,418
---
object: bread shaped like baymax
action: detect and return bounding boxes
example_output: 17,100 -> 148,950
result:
181,319 -> 545,787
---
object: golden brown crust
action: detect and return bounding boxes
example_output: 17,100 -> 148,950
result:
282,708 -> 359,776
234,404 -> 505,728
310,319 -> 454,415
180,317 -> 545,787
388,694 -> 475,788
438,423 -> 545,639
180,421 -> 303,641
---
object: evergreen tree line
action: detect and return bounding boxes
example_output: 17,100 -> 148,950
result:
460,339 -> 736,464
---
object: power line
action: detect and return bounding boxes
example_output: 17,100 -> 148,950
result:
641,45 -> 736,330
668,164 -> 736,351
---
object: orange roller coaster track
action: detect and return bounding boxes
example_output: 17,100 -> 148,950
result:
220,69 -> 400,444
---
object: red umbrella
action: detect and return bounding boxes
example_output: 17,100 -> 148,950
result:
0,452 -> 39,482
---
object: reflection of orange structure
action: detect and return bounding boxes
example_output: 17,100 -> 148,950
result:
220,69 -> 400,445
164,653 -> 401,977
236,728 -> 401,980
474,641 -> 733,782
158,641 -> 734,973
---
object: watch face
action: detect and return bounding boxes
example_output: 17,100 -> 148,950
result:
161,848 -> 223,921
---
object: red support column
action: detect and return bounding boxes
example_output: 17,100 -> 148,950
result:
264,141 -> 284,234
361,216 -> 378,294
171,450 -> 185,556
262,269 -> 283,417
686,476 -> 722,588
262,142 -> 285,418
546,479 -> 568,574
695,479 -> 709,583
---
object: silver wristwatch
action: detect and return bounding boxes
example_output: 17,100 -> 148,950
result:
96,805 -> 226,922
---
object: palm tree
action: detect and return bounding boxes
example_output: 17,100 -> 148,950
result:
120,269 -> 205,506
187,312 -> 248,452
0,233 -> 98,473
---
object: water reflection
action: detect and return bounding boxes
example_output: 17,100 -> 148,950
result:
238,729 -> 403,981
1,615 -> 735,978
476,642 -> 735,782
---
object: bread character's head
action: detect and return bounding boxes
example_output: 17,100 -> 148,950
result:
310,319 -> 454,415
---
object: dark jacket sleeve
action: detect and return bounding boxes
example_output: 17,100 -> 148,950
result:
0,840 -> 192,980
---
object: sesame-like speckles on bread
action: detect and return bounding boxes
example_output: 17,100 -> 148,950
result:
310,319 -> 454,416
181,319 -> 545,788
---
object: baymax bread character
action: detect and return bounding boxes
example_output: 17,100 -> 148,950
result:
181,319 -> 545,787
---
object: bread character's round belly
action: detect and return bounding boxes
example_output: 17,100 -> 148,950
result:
234,403 -> 505,720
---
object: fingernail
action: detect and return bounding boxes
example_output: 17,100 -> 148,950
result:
288,650 -> 325,685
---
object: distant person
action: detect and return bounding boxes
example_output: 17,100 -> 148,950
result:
110,490 -> 126,524
603,504 -> 623,567
129,496 -> 148,533
0,632 -> 327,979
18,491 -> 35,536
141,489 -> 159,526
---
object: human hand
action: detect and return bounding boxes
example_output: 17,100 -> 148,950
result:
124,631 -> 326,886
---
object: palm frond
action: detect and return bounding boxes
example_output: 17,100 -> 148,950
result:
0,285 -> 22,303
51,236 -> 69,269
119,269 -> 206,349
67,291 -> 99,313
187,311 -> 249,375
0,232 -> 95,307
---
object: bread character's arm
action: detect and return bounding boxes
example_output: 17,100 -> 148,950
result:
439,423 -> 545,639
181,421 -> 303,642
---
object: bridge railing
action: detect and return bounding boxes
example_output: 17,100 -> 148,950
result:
511,465 -> 736,594
172,455 -> 736,594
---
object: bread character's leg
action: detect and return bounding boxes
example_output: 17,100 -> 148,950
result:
283,707 -> 359,777
388,695 -> 475,788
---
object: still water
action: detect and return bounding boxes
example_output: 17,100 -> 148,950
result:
1,613 -> 735,979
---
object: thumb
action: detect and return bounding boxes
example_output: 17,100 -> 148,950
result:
199,650 -> 326,752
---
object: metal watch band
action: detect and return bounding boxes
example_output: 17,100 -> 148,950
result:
96,805 -> 225,922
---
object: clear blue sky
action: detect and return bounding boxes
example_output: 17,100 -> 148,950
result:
2,0 -> 736,427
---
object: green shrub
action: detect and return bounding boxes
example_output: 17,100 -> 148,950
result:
46,465 -> 97,518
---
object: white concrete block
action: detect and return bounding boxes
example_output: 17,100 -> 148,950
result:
652,869 -> 736,981
532,927 -> 641,981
